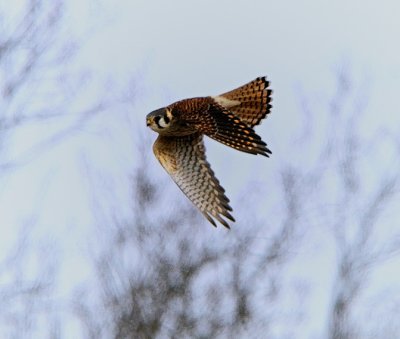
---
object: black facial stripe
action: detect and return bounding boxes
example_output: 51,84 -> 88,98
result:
154,116 -> 163,129
164,115 -> 170,124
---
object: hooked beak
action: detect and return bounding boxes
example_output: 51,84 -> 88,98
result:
146,117 -> 152,126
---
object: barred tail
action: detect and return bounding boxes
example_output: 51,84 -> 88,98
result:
213,76 -> 272,127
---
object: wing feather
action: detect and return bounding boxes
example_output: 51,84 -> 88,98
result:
153,133 -> 234,228
171,98 -> 271,156
203,103 -> 272,157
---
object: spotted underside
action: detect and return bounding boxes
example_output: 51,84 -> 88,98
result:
153,133 -> 234,228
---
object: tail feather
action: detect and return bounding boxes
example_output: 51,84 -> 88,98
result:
214,76 -> 272,127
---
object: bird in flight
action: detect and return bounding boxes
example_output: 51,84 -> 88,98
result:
146,77 -> 272,228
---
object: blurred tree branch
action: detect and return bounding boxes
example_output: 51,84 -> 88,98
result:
295,67 -> 400,339
0,218 -> 58,338
74,134 -> 305,338
76,67 -> 400,338
0,1 -> 108,337
0,0 -> 108,173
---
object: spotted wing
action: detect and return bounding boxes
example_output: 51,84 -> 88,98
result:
153,133 -> 234,228
171,98 -> 271,157
215,76 -> 272,127
202,102 -> 272,157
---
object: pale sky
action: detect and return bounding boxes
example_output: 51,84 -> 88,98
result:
0,0 -> 399,337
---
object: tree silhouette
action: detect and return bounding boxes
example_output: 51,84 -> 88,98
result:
0,1 -> 104,337
77,69 -> 400,338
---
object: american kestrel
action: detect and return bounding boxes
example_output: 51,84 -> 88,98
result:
146,77 -> 272,228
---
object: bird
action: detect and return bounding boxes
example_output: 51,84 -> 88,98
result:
146,76 -> 273,228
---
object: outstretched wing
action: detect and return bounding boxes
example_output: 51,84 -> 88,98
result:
213,76 -> 272,127
153,133 -> 234,228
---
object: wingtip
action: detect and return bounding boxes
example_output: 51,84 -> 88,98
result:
204,212 -> 217,227
204,211 -> 235,229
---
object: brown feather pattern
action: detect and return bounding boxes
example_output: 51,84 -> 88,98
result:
147,76 -> 273,228
218,76 -> 272,127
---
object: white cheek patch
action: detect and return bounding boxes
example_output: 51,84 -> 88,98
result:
158,117 -> 169,128
212,96 -> 241,108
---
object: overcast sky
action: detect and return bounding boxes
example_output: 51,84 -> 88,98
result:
0,0 -> 399,336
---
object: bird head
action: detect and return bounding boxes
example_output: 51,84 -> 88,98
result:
146,107 -> 173,133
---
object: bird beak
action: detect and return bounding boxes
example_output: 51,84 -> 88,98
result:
146,117 -> 151,126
